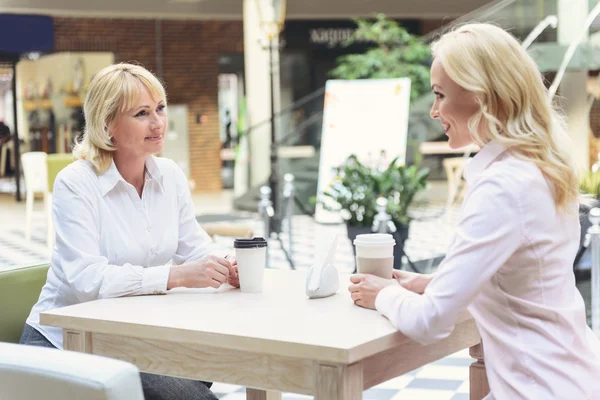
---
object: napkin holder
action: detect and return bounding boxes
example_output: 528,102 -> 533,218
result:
306,236 -> 340,299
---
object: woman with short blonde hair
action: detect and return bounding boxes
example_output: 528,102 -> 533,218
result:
350,23 -> 600,399
73,63 -> 167,174
22,63 -> 237,400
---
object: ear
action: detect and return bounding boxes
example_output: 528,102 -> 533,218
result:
105,120 -> 118,141
105,124 -> 116,146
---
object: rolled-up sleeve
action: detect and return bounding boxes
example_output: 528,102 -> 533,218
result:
53,175 -> 170,301
375,176 -> 523,344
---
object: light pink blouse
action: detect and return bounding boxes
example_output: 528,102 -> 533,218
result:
376,141 -> 600,399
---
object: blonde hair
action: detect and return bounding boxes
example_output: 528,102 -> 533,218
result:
72,63 -> 167,174
431,23 -> 578,211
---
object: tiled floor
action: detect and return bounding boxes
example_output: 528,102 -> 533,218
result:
0,185 -> 475,399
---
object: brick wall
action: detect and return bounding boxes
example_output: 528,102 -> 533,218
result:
53,17 -> 244,191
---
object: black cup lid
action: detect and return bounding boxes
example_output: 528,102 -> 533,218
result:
234,237 -> 267,249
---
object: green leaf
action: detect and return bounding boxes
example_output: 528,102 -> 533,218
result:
329,14 -> 432,101
317,151 -> 429,228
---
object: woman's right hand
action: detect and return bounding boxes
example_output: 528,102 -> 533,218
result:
167,255 -> 236,289
392,270 -> 435,294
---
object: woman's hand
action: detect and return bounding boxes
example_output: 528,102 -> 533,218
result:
225,255 -> 240,288
167,255 -> 237,289
392,270 -> 435,294
348,274 -> 399,310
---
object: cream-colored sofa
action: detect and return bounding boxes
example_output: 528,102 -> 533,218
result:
0,342 -> 144,400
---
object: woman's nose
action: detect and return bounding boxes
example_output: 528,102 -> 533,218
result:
430,105 -> 439,119
150,114 -> 164,129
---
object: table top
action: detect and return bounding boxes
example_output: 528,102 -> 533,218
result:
41,269 -> 472,364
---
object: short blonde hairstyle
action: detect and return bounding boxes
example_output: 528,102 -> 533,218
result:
431,23 -> 578,211
72,63 -> 167,174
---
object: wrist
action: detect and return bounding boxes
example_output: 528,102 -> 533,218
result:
167,266 -> 186,289
424,273 -> 436,286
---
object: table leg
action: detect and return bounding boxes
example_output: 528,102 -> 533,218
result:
469,343 -> 490,400
246,389 -> 282,400
316,363 -> 362,400
63,329 -> 92,353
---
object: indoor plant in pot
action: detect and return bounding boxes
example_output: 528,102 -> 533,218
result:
320,153 -> 429,269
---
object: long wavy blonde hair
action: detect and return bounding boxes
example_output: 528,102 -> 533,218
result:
72,63 -> 167,174
431,23 -> 578,211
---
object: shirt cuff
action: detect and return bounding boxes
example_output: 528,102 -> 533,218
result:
142,265 -> 170,295
375,284 -> 419,320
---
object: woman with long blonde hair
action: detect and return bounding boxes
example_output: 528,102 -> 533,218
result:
349,23 -> 600,398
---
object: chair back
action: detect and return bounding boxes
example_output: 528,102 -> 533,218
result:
47,153 -> 75,193
0,264 -> 49,343
21,152 -> 48,193
0,342 -> 145,400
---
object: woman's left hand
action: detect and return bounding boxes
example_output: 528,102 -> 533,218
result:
225,255 -> 240,288
348,274 -> 399,310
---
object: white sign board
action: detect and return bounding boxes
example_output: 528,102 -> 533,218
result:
315,78 -> 412,224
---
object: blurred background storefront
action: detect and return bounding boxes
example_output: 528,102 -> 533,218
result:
2,0 -> 600,208
0,0 -> 493,200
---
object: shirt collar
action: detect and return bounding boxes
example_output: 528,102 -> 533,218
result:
465,140 -> 508,186
99,156 -> 165,197
98,159 -> 123,196
144,156 -> 165,192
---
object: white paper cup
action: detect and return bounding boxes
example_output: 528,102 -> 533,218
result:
234,237 -> 268,293
353,233 -> 395,278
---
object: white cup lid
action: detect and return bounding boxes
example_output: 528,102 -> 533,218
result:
353,233 -> 396,247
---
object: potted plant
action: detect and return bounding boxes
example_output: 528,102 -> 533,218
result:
319,154 -> 429,269
318,15 -> 431,268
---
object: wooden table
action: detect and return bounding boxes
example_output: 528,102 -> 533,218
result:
41,269 -> 488,399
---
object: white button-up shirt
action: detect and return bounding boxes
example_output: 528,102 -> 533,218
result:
27,156 -> 213,348
376,141 -> 600,399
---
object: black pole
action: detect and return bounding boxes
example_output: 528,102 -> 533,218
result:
268,37 -> 280,234
11,61 -> 21,202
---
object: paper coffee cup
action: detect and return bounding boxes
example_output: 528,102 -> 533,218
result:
353,233 -> 395,278
234,237 -> 268,293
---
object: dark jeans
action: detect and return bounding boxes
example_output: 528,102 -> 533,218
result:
19,324 -> 217,400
